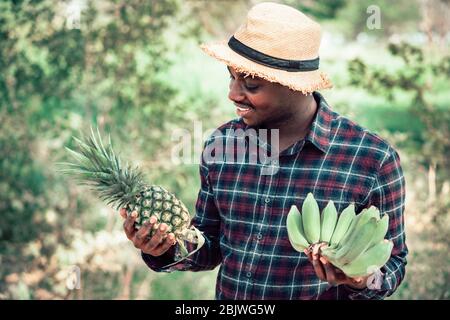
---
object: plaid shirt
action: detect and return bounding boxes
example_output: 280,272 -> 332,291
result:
142,91 -> 408,300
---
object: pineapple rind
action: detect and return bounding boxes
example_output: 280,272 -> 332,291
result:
125,185 -> 191,239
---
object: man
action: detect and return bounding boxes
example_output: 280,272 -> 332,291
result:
120,2 -> 407,299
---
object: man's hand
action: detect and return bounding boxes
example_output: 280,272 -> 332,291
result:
120,208 -> 176,256
304,245 -> 370,290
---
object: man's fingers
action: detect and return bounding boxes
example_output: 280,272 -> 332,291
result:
133,221 -> 154,248
121,212 -> 175,257
146,233 -> 176,256
145,223 -> 169,251
320,257 -> 338,285
304,244 -> 347,285
320,257 -> 349,285
304,249 -> 312,262
135,220 -> 153,238
312,255 -> 326,281
123,211 -> 138,239
311,245 -> 326,281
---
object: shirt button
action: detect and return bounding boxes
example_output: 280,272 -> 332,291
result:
264,197 -> 271,204
256,233 -> 263,240
246,272 -> 252,278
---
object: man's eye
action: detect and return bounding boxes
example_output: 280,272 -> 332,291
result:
245,85 -> 259,91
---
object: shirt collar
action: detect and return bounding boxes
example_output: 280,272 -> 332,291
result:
305,91 -> 333,154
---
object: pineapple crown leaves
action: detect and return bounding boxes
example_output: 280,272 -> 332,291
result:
57,126 -> 147,210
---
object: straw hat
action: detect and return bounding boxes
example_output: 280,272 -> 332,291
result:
200,2 -> 332,94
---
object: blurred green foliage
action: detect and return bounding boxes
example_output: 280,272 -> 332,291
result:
0,0 -> 449,300
0,0 -> 214,299
282,0 -> 420,38
348,43 -> 450,180
283,0 -> 347,21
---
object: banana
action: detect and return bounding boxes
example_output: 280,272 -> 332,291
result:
340,239 -> 393,278
367,214 -> 389,249
335,217 -> 378,265
357,206 -> 381,226
320,200 -> 338,243
329,203 -> 356,247
337,205 -> 379,248
301,193 -> 321,244
286,205 -> 310,252
320,245 -> 342,268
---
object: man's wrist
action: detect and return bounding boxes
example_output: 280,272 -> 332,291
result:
344,283 -> 366,292
346,282 -> 366,290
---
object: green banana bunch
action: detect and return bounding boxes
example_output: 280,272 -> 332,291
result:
285,193 -> 393,278
334,217 -> 378,264
340,240 -> 393,277
337,206 -> 377,247
321,209 -> 393,277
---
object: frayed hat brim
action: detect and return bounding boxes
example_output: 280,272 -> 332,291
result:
200,41 -> 332,94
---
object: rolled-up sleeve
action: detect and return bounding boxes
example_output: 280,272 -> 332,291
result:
348,148 -> 408,299
142,145 -> 223,272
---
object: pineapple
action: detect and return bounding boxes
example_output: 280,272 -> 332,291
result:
59,127 -> 204,261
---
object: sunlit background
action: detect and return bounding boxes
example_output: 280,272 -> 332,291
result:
1,0 -> 449,300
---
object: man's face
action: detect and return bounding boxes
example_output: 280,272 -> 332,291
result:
227,66 -> 298,128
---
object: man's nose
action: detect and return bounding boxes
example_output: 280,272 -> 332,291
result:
228,80 -> 246,103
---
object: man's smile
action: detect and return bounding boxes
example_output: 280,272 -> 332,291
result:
234,103 -> 254,117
